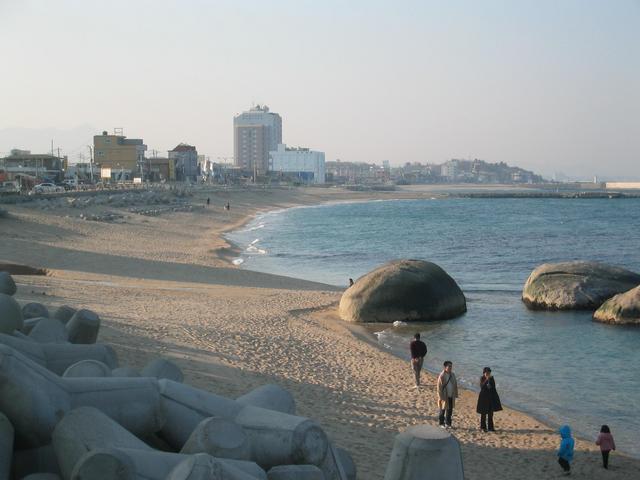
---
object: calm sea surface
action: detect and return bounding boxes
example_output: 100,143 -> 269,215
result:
227,198 -> 640,456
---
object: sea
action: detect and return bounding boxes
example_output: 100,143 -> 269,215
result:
226,197 -> 640,456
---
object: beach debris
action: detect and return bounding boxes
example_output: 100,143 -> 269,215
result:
0,412 -> 14,480
62,359 -> 113,378
53,305 -> 77,324
522,261 -> 640,310
267,464 -> 324,480
0,293 -> 24,334
65,308 -> 101,344
0,345 -> 161,447
339,259 -> 467,323
22,302 -> 50,320
0,333 -> 117,375
593,284 -> 640,325
28,318 -> 68,344
141,357 -> 185,382
236,384 -> 296,415
0,271 -> 17,296
383,424 -> 463,480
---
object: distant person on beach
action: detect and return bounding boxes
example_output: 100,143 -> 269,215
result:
206,197 -> 210,206
437,361 -> 458,428
557,425 -> 575,475
595,425 -> 616,469
224,201 -> 230,211
348,278 -> 354,287
409,333 -> 427,388
476,367 -> 502,432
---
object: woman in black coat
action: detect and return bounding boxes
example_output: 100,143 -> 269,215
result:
477,367 -> 502,432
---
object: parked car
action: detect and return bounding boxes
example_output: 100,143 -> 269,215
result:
32,182 -> 64,194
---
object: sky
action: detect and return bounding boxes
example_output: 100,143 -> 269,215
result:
1,0 -> 638,180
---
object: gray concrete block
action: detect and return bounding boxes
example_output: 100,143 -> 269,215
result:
142,357 -> 184,382
62,359 -> 112,378
52,306 -> 77,325
267,465 -> 325,480
0,293 -> 23,334
0,333 -> 117,375
11,444 -> 61,479
111,366 -> 141,377
0,412 -> 14,480
335,448 -> 356,480
383,424 -> 464,480
66,309 -> 100,344
28,318 -> 68,344
236,384 -> 296,415
0,345 -> 161,448
181,417 -> 250,460
22,303 -> 50,320
0,272 -> 16,296
20,474 -> 61,480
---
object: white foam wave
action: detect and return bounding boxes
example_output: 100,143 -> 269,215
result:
393,320 -> 407,327
231,258 -> 244,266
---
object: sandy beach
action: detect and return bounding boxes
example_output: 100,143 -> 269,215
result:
1,185 -> 638,479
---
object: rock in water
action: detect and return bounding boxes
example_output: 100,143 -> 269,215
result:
593,285 -> 640,325
522,261 -> 640,310
0,272 -> 17,296
338,260 -> 466,323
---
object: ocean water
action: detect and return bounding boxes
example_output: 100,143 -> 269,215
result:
227,198 -> 640,456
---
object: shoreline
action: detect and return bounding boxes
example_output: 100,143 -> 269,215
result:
2,185 -> 639,479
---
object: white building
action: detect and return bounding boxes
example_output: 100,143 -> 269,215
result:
269,144 -> 325,184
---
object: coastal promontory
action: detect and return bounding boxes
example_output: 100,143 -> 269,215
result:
593,285 -> 640,325
522,261 -> 640,310
338,259 -> 466,323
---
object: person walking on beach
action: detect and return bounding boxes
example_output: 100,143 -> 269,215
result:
557,425 -> 575,475
595,425 -> 616,469
476,367 -> 502,432
437,361 -> 458,428
348,278 -> 354,287
206,197 -> 210,206
409,333 -> 427,388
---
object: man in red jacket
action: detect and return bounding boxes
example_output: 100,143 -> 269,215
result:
410,333 -> 427,388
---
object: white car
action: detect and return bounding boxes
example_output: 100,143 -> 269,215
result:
33,183 -> 64,194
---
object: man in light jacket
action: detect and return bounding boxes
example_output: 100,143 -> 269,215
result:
437,360 -> 458,428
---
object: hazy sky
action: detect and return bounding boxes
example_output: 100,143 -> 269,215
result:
1,0 -> 638,179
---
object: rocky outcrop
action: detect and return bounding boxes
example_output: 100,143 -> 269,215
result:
522,261 -> 640,310
338,260 -> 466,323
593,285 -> 640,325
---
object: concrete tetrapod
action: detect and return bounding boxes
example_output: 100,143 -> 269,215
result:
52,407 -> 265,480
21,317 -> 46,334
22,303 -> 50,320
0,333 -> 117,375
28,318 -> 68,343
53,305 -> 77,324
267,465 -> 325,480
335,448 -> 356,480
0,412 -> 14,480
236,384 -> 296,415
0,293 -> 23,334
71,449 -> 266,480
181,417 -> 251,460
159,380 -> 330,471
20,474 -> 61,480
0,345 -> 162,448
65,309 -> 100,344
62,359 -> 113,378
111,366 -> 141,377
383,424 -> 464,480
11,444 -> 61,479
0,272 -> 17,296
142,357 -> 184,382
166,453 -> 267,480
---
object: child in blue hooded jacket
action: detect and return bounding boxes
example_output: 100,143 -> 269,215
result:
557,425 -> 575,475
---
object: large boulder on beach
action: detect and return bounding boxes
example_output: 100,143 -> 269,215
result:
522,261 -> 640,310
339,260 -> 466,323
593,285 -> 640,325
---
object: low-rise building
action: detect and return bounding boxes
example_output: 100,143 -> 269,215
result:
169,143 -> 199,182
1,149 -> 65,181
269,144 -> 325,184
94,130 -> 147,179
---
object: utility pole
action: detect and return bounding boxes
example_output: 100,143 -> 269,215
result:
87,145 -> 94,183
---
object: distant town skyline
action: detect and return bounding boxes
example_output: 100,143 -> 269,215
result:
1,0 -> 638,180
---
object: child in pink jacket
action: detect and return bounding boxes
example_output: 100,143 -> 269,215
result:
595,425 -> 616,469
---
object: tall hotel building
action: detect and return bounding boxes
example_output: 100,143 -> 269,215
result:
233,105 -> 282,176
